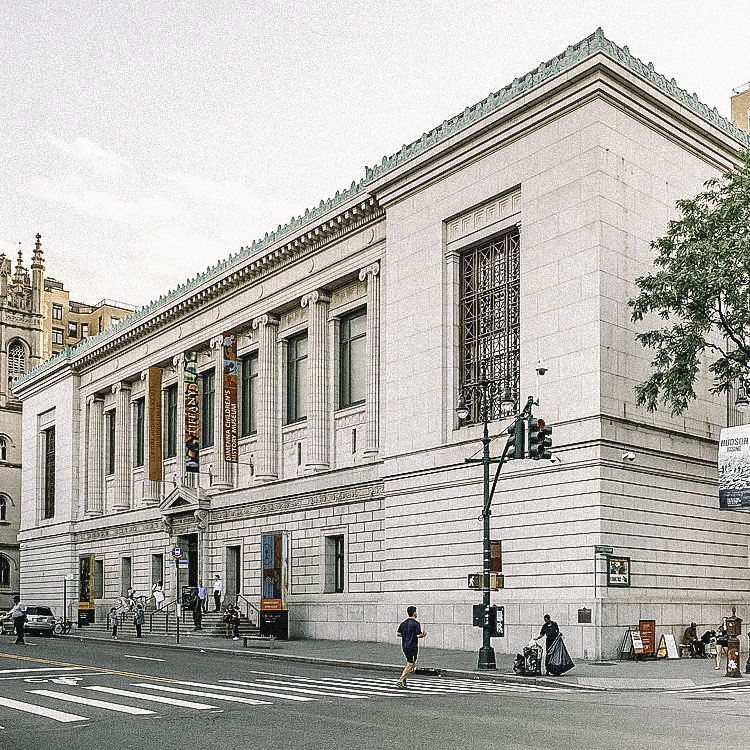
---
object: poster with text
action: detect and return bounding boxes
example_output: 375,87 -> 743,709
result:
718,425 -> 750,509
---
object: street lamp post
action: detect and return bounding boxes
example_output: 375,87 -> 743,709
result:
456,376 -> 514,671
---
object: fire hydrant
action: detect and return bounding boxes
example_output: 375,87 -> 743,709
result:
725,607 -> 743,678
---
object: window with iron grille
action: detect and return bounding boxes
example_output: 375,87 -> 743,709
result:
459,228 -> 520,424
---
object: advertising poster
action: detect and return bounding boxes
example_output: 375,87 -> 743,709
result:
607,555 -> 630,587
147,366 -> 162,481
222,331 -> 239,463
184,351 -> 200,473
718,425 -> 750,509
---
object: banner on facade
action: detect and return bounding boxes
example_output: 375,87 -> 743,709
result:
184,351 -> 200,473
147,366 -> 162,482
718,425 -> 750,508
222,331 -> 239,463
78,554 -> 95,611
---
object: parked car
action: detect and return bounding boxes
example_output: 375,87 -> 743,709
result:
1,606 -> 56,637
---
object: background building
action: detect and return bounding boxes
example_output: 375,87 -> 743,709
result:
13,30 -> 750,657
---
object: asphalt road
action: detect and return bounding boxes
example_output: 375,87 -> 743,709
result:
0,635 -> 749,750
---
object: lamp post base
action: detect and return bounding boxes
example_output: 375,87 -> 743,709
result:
477,645 -> 497,670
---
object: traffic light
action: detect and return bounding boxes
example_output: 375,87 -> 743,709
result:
528,418 -> 552,460
505,417 -> 525,459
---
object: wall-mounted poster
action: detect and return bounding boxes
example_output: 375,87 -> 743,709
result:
607,555 -> 630,587
718,425 -> 750,509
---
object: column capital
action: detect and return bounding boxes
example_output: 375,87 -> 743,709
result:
301,290 -> 331,308
358,261 -> 380,282
252,313 -> 280,330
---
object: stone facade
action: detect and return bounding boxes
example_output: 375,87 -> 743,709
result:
13,31 -> 750,657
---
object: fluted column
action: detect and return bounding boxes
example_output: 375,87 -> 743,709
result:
252,314 -> 279,480
85,395 -> 104,516
359,262 -> 381,456
173,353 -> 193,488
210,335 -> 234,489
301,290 -> 331,472
111,382 -> 132,510
140,369 -> 161,504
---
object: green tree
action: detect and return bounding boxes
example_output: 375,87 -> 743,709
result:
629,150 -> 750,415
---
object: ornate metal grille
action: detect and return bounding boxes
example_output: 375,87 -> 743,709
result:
459,228 -> 520,424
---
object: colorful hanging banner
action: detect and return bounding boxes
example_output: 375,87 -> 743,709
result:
147,366 -> 162,482
222,331 -> 239,463
184,351 -> 200,473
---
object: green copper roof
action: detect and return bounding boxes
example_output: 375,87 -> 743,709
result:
15,28 -> 749,389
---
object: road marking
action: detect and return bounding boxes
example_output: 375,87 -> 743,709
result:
0,695 -> 88,723
123,655 -> 165,662
132,683 -> 272,705
221,679 -> 362,699
0,667 -> 87,674
27,689 -> 155,715
85,686 -> 218,709
169,679 -> 316,701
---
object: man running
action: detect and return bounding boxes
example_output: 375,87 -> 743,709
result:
396,606 -> 427,689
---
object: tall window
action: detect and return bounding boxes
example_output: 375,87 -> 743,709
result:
286,334 -> 307,423
0,556 -> 9,587
459,229 -> 520,424
339,309 -> 367,408
52,303 -> 63,320
165,385 -> 178,458
201,369 -> 215,448
134,397 -> 145,468
105,410 -> 116,475
8,341 -> 25,389
42,426 -> 55,519
241,352 -> 258,436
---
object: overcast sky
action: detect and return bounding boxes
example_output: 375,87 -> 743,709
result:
2,0 -> 749,308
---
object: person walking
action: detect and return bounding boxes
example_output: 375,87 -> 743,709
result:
213,574 -> 223,612
108,607 -> 119,639
197,580 -> 208,613
396,606 -> 427,689
134,603 -> 145,638
10,595 -> 27,645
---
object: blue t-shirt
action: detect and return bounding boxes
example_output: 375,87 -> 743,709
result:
398,618 -> 422,652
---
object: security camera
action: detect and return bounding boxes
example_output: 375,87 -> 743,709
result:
536,359 -> 547,376
622,452 -> 636,462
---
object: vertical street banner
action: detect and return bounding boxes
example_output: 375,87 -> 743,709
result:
222,331 -> 239,463
718,425 -> 750,508
147,366 -> 162,482
184,351 -> 200,473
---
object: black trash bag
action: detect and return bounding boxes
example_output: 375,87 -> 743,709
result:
546,634 -> 574,676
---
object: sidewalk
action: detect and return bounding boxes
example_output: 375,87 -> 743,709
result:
63,628 -> 750,692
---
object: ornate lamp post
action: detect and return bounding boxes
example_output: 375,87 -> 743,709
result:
456,375 -> 515,671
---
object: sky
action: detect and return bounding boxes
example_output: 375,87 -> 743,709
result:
1,0 -> 749,308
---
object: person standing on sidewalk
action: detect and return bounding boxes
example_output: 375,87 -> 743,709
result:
10,595 -> 27,645
396,606 -> 427,689
213,574 -> 223,612
134,603 -> 145,638
108,607 -> 119,639
197,580 -> 208,613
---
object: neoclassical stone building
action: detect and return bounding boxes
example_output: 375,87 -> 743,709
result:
14,30 -> 750,657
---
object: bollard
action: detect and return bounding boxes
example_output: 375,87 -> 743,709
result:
725,607 -> 743,678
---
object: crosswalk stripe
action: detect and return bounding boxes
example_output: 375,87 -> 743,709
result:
0,695 -> 88,723
131,683 -> 272,705
27,690 -> 155,715
84,686 -> 219,709
170,679 -> 315,702
221,679 -> 362,699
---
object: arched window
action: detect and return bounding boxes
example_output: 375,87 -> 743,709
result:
0,495 -> 6,521
0,555 -> 9,587
8,341 -> 26,390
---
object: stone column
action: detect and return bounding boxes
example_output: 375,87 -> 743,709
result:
85,395 -> 104,516
252,314 -> 280,480
359,262 -> 381,456
301,290 -> 331,472
111,382 -> 132,511
210,334 -> 234,489
140,369 -> 161,504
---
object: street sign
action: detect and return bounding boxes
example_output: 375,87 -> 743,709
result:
172,546 -> 183,559
594,545 -> 613,554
